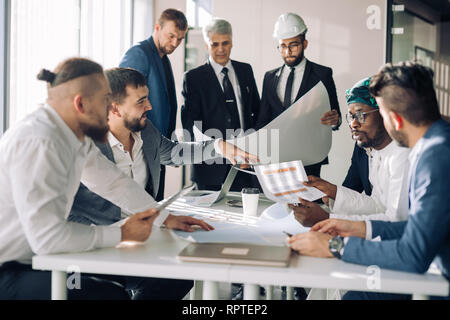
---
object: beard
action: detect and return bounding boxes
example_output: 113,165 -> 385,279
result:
352,122 -> 389,149
124,113 -> 147,132
80,122 -> 109,143
388,129 -> 409,148
283,50 -> 304,67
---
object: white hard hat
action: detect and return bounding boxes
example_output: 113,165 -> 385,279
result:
273,13 -> 307,40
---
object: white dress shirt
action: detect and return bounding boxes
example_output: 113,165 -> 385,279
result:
0,105 -> 159,265
108,132 -> 149,219
364,135 -> 425,240
329,141 -> 410,238
276,57 -> 307,106
209,57 -> 245,132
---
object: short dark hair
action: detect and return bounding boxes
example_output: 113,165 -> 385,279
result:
369,61 -> 441,126
158,8 -> 188,31
37,57 -> 103,87
105,67 -> 147,104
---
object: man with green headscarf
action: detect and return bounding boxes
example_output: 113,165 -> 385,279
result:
289,77 -> 410,228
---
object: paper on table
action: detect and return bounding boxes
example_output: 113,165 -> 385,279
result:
192,81 -> 332,166
253,160 -> 326,203
172,211 -> 309,247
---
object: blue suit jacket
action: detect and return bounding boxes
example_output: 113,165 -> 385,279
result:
120,36 -> 177,138
342,119 -> 450,284
342,143 -> 372,196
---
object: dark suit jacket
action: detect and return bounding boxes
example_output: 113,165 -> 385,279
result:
255,59 -> 341,166
120,36 -> 177,138
69,120 -> 215,225
181,60 -> 260,187
342,120 -> 450,284
342,143 -> 372,196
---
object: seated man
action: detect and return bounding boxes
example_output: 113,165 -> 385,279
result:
290,77 -> 410,227
0,59 -> 256,300
0,58 -> 161,300
69,67 -> 258,299
288,61 -> 450,300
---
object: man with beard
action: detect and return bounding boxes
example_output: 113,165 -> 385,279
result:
290,77 -> 410,228
120,9 -> 188,201
255,12 -> 341,177
70,67 -> 256,227
68,67 -> 259,299
0,58 -> 162,299
287,61 -> 450,300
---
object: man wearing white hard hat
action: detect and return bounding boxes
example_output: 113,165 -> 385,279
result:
255,13 -> 342,178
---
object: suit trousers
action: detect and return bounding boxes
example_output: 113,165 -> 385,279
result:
0,261 -> 192,300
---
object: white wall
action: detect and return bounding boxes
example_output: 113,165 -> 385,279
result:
155,0 -> 387,192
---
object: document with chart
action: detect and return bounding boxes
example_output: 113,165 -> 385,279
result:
253,160 -> 326,203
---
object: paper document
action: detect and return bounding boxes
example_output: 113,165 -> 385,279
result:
193,82 -> 332,165
172,211 -> 309,247
156,184 -> 196,211
253,160 -> 326,203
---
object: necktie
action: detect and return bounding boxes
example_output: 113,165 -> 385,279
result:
221,67 -> 241,132
283,67 -> 295,108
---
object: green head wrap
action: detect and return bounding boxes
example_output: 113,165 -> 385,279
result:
345,77 -> 378,109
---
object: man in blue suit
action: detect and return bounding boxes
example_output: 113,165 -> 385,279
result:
120,8 -> 188,200
288,61 -> 450,299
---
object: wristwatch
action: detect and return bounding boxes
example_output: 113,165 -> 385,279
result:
329,236 -> 345,259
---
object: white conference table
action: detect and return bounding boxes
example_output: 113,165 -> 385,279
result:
32,193 -> 449,300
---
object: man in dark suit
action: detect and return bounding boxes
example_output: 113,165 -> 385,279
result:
120,8 -> 188,201
181,18 -> 260,192
288,61 -> 450,300
68,68 -> 258,299
255,13 -> 342,177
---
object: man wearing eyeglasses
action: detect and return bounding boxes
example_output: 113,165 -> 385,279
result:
255,12 -> 341,177
288,76 -> 410,300
290,77 -> 410,228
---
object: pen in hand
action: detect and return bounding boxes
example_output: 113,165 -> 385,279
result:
283,231 -> 293,238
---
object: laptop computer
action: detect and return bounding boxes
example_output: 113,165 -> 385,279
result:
184,166 -> 238,206
177,242 -> 291,267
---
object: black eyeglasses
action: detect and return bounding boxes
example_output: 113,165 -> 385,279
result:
345,109 -> 379,124
277,42 -> 301,53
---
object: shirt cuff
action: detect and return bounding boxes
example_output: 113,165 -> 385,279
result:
341,237 -> 350,256
213,138 -> 224,157
365,220 -> 373,240
94,225 -> 121,248
331,186 -> 345,212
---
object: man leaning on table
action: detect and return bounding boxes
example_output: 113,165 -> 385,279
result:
288,61 -> 450,300
0,58 -> 256,300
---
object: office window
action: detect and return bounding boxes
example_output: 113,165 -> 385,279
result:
8,0 -> 134,126
185,0 -> 212,71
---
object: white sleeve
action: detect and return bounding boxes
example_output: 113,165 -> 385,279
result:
9,139 -> 121,255
380,152 -> 410,221
80,140 -> 168,226
332,185 -> 383,215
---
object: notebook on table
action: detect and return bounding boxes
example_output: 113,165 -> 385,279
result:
177,242 -> 291,267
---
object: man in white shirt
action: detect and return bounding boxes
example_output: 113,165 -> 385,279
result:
0,58 -> 256,300
290,77 -> 410,228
